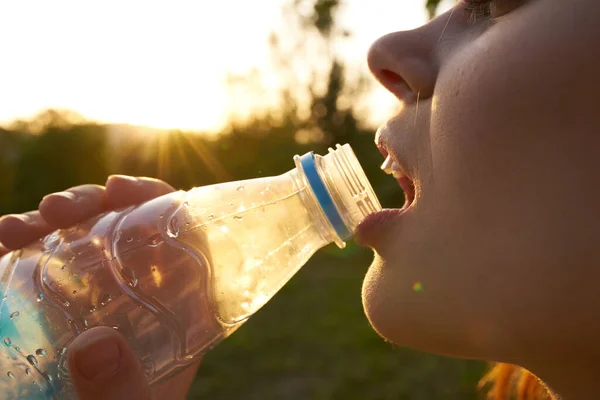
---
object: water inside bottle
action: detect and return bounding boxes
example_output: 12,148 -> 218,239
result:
0,171 -> 328,398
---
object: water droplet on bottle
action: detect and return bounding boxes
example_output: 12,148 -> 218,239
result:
10,311 -> 20,319
27,355 -> 38,367
236,185 -> 245,191
151,266 -> 156,272
207,214 -> 215,221
43,231 -> 61,250
63,300 -> 70,307
122,267 -> 138,287
25,368 -> 31,375
159,214 -> 164,219
84,319 -> 88,328
126,237 -> 134,243
42,371 -> 52,381
14,346 -> 20,351
183,201 -> 190,207
59,347 -> 67,355
72,290 -> 77,295
7,371 -> 14,379
99,293 -> 112,306
229,203 -> 234,209
61,265 -> 66,270
3,337 -> 11,347
37,294 -> 45,302
2,295 -> 6,300
68,256 -> 75,263
35,349 -> 47,357
233,216 -> 243,221
67,319 -> 73,324
147,234 -> 161,247
89,305 -> 96,313
167,217 -> 180,238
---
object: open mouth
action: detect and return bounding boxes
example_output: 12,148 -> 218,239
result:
353,142 -> 417,245
380,154 -> 416,210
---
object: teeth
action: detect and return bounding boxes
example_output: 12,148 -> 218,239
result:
392,171 -> 405,179
380,156 -> 394,173
380,155 -> 406,179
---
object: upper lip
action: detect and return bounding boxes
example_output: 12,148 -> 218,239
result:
375,126 -> 413,182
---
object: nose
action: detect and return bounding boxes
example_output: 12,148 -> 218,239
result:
367,10 -> 459,103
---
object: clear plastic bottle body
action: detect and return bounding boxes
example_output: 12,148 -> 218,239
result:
0,170 -> 332,399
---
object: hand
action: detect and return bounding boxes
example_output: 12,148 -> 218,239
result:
0,175 -> 201,400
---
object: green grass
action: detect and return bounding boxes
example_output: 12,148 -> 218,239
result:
187,243 -> 487,399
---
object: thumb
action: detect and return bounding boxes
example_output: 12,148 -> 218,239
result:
67,327 -> 152,400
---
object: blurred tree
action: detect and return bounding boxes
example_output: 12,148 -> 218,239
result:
222,0 -> 369,148
0,128 -> 29,213
0,110 -> 109,213
287,0 -> 365,146
9,109 -> 88,135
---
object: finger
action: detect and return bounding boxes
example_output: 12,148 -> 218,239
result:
39,185 -> 107,229
0,211 -> 53,250
68,327 -> 151,400
106,175 -> 175,209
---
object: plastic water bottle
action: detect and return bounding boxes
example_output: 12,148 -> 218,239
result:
0,143 -> 381,399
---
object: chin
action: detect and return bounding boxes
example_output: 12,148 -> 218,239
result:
361,254 -> 423,347
361,251 -> 491,360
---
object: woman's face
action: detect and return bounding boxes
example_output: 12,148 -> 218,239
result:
360,0 -> 600,366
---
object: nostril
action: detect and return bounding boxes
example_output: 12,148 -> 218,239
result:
380,69 -> 403,85
378,69 -> 415,103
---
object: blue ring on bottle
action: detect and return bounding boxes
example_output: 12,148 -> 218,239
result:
300,152 -> 351,240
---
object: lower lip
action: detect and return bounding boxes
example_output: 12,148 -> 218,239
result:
354,208 -> 405,247
355,178 -> 415,247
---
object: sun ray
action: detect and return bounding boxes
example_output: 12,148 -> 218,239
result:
156,132 -> 170,180
172,132 -> 197,186
181,134 -> 231,183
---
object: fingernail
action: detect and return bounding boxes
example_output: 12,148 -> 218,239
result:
74,330 -> 121,380
42,191 -> 77,203
0,214 -> 30,227
108,174 -> 138,183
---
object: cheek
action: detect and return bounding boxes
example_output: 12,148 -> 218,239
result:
421,28 -> 600,352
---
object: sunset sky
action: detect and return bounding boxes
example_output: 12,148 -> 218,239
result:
0,0 -> 453,132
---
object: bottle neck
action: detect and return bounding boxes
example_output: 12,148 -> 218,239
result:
288,168 -> 345,248
289,145 -> 382,249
